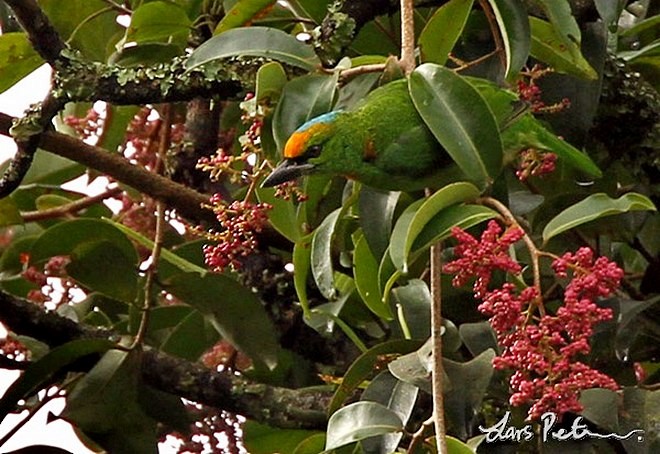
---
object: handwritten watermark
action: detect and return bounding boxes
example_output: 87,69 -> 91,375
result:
479,411 -> 645,444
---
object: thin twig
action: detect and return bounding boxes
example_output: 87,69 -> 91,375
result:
339,63 -> 387,82
430,243 -> 448,454
21,187 -> 123,222
399,0 -> 416,75
407,415 -> 435,453
131,105 -> 171,349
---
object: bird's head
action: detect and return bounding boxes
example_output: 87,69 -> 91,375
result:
262,111 -> 340,187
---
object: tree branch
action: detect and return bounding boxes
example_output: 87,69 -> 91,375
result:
0,291 -> 331,430
0,112 -> 215,224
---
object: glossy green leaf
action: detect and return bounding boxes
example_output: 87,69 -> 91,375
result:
256,61 -> 287,103
256,186 -> 301,242
34,194 -> 71,211
389,182 -> 481,273
459,321 -> 498,357
214,0 -> 277,34
62,349 -> 157,453
293,433 -> 326,454
443,349 -> 496,439
311,208 -> 341,300
186,26 -> 320,72
97,106 -> 141,154
125,1 -> 191,50
410,64 -> 503,187
160,309 -> 218,361
543,193 -> 656,242
30,219 -> 137,264
293,234 -> 313,318
411,204 -> 498,255
325,401 -> 403,450
0,33 -> 43,94
0,339 -> 115,417
328,339 -> 421,415
67,240 -> 139,302
619,41 -> 660,62
418,0 -> 474,65
388,339 -> 435,393
353,231 -> 393,320
502,115 -> 602,177
21,151 -> 84,186
619,14 -> 660,38
0,197 -> 23,227
272,74 -> 338,152
358,187 -> 400,261
108,220 -> 208,276
530,17 -> 597,80
110,42 -> 183,66
447,436 -> 477,454
486,0 -> 530,78
243,421 -> 321,454
536,0 -> 581,45
594,0 -> 626,26
39,0 -> 122,61
391,280 -> 431,340
360,371 -> 418,453
165,272 -> 279,369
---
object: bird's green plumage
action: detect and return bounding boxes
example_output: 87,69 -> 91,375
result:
265,79 -> 451,191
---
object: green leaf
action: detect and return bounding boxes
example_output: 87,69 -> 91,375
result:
0,196 -> 23,227
0,339 -> 115,417
125,1 -> 191,50
410,64 -> 503,188
328,339 -> 421,415
443,349 -> 496,439
293,433 -> 327,454
38,0 -> 123,61
160,309 -> 218,361
256,186 -> 301,242
502,115 -> 602,177
214,0 -> 277,34
30,219 -> 137,265
256,61 -> 288,104
447,436 -> 478,454
97,106 -> 141,154
389,182 -> 481,273
542,193 -> 657,243
165,273 -> 279,369
391,280 -> 431,340
243,421 -> 321,454
67,240 -> 138,302
325,401 -> 403,450
486,0 -> 530,79
536,0 -> 581,45
418,0 -> 474,66
21,151 -> 84,186
459,321 -> 498,357
186,26 -> 320,72
0,33 -> 43,94
388,339 -> 435,393
354,231 -> 393,320
360,371 -> 418,453
358,187 -> 400,261
411,204 -> 498,254
529,17 -> 597,80
108,219 -> 208,276
62,349 -> 157,453
272,74 -> 338,152
34,194 -> 71,211
293,234 -> 313,318
311,208 -> 341,300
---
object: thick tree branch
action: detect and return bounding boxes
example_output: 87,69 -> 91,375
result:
0,291 -> 330,430
0,112 -> 215,224
2,0 -> 66,64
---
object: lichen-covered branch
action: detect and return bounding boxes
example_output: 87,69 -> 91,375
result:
0,290 -> 331,430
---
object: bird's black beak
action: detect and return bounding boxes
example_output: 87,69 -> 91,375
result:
262,160 -> 316,187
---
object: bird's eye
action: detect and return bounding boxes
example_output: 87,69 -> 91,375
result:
307,144 -> 322,158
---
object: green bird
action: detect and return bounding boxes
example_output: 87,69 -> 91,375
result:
262,79 -> 451,191
262,78 -> 601,191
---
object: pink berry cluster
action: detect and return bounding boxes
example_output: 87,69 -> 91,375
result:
64,108 -> 103,140
201,195 -> 272,272
516,148 -> 557,181
444,222 -> 625,420
516,65 -> 571,114
20,254 -> 78,307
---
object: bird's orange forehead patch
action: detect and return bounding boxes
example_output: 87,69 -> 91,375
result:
284,123 -> 329,158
